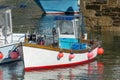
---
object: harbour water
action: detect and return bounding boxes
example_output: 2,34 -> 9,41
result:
0,0 -> 120,80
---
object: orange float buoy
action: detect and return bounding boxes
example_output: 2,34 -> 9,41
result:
69,54 -> 75,59
97,47 -> 104,55
10,51 -> 19,59
57,51 -> 64,59
87,52 -> 93,59
0,52 -> 3,59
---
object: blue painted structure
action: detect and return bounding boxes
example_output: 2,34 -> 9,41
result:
34,0 -> 80,14
59,38 -> 78,50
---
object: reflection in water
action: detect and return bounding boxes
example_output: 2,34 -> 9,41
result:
0,61 -> 24,80
37,14 -> 57,35
24,61 -> 104,80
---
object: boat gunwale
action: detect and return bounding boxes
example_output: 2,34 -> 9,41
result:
23,40 -> 99,54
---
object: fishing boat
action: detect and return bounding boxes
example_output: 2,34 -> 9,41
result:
34,0 -> 80,14
22,14 -> 104,71
0,6 -> 24,64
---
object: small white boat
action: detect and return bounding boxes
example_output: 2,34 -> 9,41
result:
22,15 -> 104,71
0,7 -> 24,64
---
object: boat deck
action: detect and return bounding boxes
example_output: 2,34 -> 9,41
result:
24,39 -> 99,54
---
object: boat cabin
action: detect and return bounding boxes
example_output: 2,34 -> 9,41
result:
55,16 -> 87,50
0,7 -> 13,46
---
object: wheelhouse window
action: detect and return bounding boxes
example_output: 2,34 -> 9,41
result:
59,20 -> 74,35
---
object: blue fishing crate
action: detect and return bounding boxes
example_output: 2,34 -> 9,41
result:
71,43 -> 87,50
